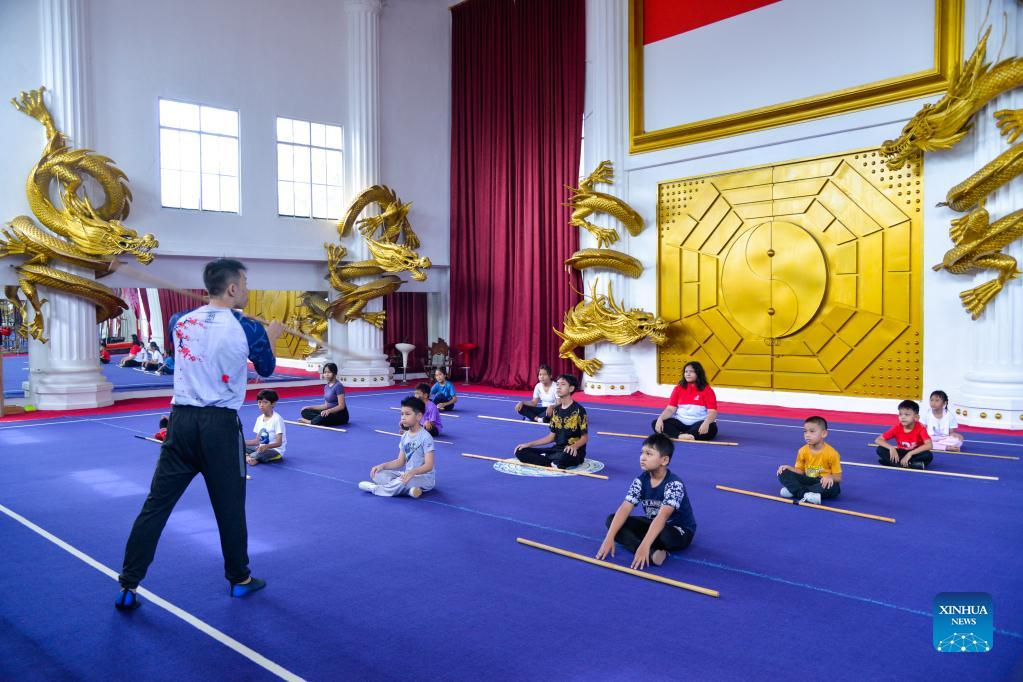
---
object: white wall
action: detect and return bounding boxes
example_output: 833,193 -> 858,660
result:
618,2 -> 1006,414
0,0 -> 44,236
0,0 -> 453,300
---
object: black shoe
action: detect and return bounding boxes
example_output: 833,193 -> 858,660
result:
230,577 -> 266,598
115,588 -> 141,611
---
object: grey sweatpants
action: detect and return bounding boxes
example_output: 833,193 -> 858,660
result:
371,470 -> 435,497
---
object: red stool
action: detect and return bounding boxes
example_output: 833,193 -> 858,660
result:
454,342 -> 477,385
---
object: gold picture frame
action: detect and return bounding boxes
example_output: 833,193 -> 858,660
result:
629,0 -> 964,153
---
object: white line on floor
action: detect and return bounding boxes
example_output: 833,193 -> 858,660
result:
0,502 -> 305,682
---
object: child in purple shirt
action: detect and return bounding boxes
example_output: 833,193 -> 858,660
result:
400,383 -> 442,437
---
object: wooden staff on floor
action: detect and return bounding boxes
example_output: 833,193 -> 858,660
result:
516,538 -> 719,597
715,485 -> 896,523
862,442 -> 1018,461
461,453 -> 608,479
284,419 -> 347,433
598,431 -> 739,446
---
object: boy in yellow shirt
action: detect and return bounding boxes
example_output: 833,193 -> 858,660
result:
776,415 -> 842,505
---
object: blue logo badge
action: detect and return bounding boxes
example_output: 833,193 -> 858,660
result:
933,593 -> 992,652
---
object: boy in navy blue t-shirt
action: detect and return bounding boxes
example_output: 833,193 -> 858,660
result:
598,433 -> 696,569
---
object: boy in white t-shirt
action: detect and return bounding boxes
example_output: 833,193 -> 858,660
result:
245,389 -> 286,464
515,364 -> 557,423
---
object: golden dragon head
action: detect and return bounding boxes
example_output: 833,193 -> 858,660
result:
579,281 -> 669,347
881,27 -> 993,170
73,211 -> 158,264
366,237 -> 431,281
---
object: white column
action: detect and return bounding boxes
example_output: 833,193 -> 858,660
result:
145,288 -> 164,351
338,0 -> 392,387
581,0 -> 637,396
27,0 -> 113,409
958,2 -> 1023,430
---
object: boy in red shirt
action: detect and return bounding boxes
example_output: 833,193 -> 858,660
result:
874,399 -> 933,469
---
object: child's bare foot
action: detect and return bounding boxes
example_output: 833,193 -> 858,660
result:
947,444 -> 960,452
246,456 -> 259,466
297,418 -> 310,424
651,549 -> 667,566
678,434 -> 695,441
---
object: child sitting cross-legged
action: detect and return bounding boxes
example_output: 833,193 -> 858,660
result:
597,433 -> 696,569
245,389 -> 286,465
360,396 -> 435,498
776,415 -> 842,505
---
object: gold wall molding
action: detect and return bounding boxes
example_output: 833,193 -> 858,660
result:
657,148 -> 923,399
629,0 -> 964,153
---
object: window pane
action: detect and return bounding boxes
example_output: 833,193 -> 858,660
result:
276,117 -> 293,143
277,143 -> 293,181
220,176 -> 239,213
312,184 -> 327,219
294,181 -> 311,217
160,99 -> 199,130
201,106 -> 238,136
201,135 -> 220,174
180,131 -> 200,172
293,120 -> 310,146
202,172 -> 221,211
327,186 -> 343,220
278,180 -> 294,215
160,128 -> 180,169
180,171 -> 200,209
325,125 -> 343,150
161,169 -> 181,207
326,150 -> 342,186
311,147 -> 326,184
221,137 -> 238,176
293,145 -> 310,183
310,123 -> 326,148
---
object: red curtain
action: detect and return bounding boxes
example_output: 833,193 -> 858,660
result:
449,0 -> 585,389
383,292 -> 428,372
158,289 -> 207,352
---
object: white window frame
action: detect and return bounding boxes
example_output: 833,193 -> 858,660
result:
158,97 -> 240,214
275,116 -> 344,220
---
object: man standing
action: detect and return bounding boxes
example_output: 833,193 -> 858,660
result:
116,259 -> 284,609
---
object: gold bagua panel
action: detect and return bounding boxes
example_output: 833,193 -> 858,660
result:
657,149 -> 922,399
243,291 -> 307,360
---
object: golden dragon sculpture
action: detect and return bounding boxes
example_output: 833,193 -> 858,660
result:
564,160 -> 644,277
881,27 -> 1023,319
324,185 -> 430,328
1,87 -> 158,342
553,280 -> 668,376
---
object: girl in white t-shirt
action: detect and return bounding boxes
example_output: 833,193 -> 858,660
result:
143,342 -> 164,373
245,389 -> 287,464
515,364 -> 557,422
922,390 -> 963,452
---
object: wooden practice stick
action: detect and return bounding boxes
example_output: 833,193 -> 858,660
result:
374,429 -> 453,445
461,453 -> 608,480
598,431 -> 739,447
478,415 -> 546,425
113,260 -> 372,361
284,419 -> 347,433
390,406 -> 459,418
133,435 -> 163,444
715,485 -> 896,523
516,537 -> 719,597
841,460 -> 998,481
863,442 -> 1017,461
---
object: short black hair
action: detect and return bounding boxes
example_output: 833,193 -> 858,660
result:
256,389 -> 279,403
898,399 -> 920,414
434,366 -> 448,378
158,416 -> 169,429
557,373 -> 578,392
415,382 -> 431,395
804,415 -> 828,431
203,258 -> 247,297
402,396 -> 426,415
930,390 -> 949,405
642,432 -> 674,460
149,341 -> 159,349
322,362 -> 338,375
538,364 -> 552,376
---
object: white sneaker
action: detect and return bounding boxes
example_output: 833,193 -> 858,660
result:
409,486 -> 423,499
779,487 -> 794,499
800,492 -> 822,505
358,481 -> 376,492
534,417 -> 543,423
